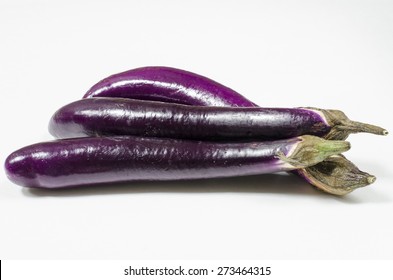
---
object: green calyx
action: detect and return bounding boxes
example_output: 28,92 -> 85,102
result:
277,135 -> 350,168
297,155 -> 376,195
286,108 -> 385,195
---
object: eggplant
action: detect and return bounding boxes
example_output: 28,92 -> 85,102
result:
50,98 -> 330,140
52,97 -> 385,141
5,135 -> 349,189
82,67 -> 386,194
83,66 -> 257,107
83,67 -> 387,140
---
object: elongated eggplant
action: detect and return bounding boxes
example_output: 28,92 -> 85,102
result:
82,67 -> 385,194
50,98 -> 330,140
83,67 -> 387,140
83,66 -> 257,107
5,135 -> 349,189
50,98 -> 387,141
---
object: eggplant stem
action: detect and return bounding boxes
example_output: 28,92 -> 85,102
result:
336,120 -> 388,135
304,107 -> 388,140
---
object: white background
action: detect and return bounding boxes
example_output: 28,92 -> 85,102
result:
0,0 -> 392,260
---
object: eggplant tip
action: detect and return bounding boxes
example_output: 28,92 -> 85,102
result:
367,176 -> 376,184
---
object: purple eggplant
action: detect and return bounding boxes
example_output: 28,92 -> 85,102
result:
82,67 -> 386,194
83,66 -> 257,107
50,98 -> 330,140
83,67 -> 387,140
5,135 -> 349,189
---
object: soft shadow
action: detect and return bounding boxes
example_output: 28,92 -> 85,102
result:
330,188 -> 391,204
22,173 -> 315,197
21,173 -> 389,203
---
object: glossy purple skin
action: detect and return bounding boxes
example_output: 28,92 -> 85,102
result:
83,66 -> 258,107
84,68 -> 324,185
50,98 -> 330,140
5,136 -> 300,189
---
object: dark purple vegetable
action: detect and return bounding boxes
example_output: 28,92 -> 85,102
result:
82,67 -> 386,195
83,66 -> 257,107
83,67 -> 387,140
49,98 -> 330,140
5,135 -> 349,189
